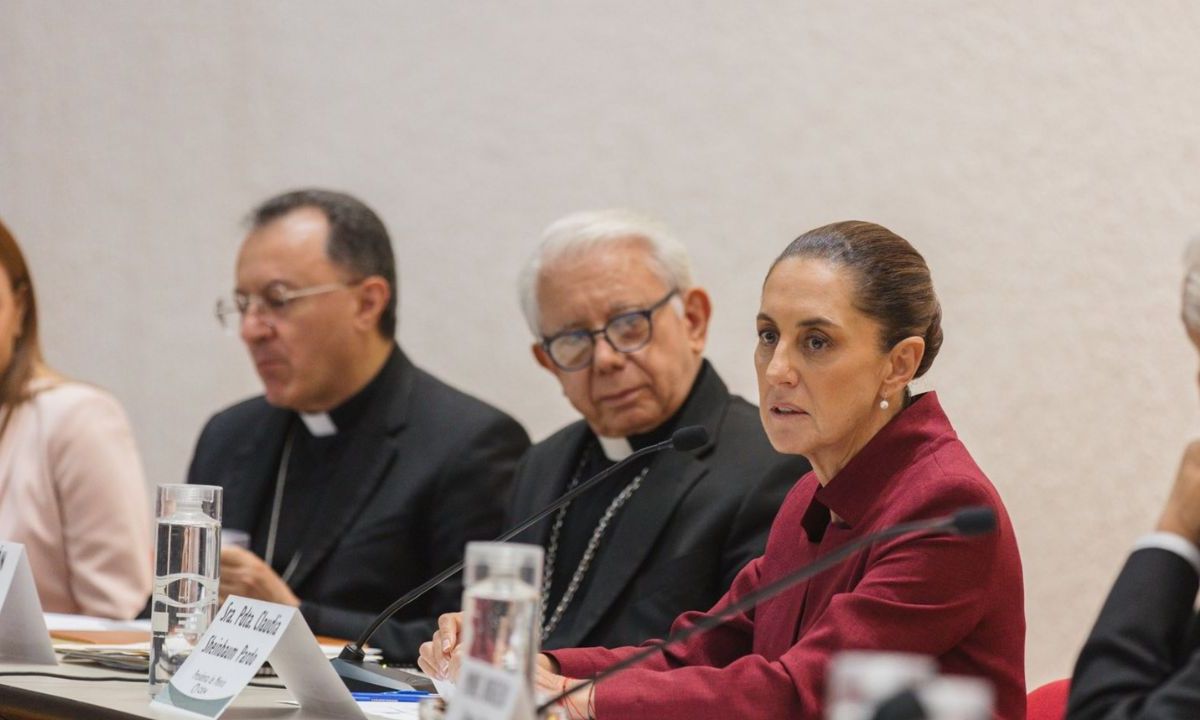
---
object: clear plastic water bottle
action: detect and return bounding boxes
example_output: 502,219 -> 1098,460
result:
826,651 -> 936,720
148,484 -> 222,694
915,676 -> 994,720
459,542 -> 543,694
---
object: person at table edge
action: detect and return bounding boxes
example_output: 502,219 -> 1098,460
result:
511,209 -> 810,650
187,189 -> 530,661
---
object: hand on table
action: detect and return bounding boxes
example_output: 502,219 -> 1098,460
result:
418,612 -> 465,680
536,660 -> 593,720
219,546 -> 300,606
416,617 -> 570,693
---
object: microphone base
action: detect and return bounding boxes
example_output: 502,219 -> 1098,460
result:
330,657 -> 437,693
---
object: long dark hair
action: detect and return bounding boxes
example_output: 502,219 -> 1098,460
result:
0,217 -> 43,410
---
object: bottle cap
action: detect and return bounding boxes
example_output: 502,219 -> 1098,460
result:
155,484 -> 222,522
464,541 -> 544,588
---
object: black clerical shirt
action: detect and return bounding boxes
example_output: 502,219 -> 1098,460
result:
249,350 -> 394,579
542,362 -> 708,641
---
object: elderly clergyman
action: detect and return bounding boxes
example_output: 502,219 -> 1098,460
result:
505,209 -> 812,650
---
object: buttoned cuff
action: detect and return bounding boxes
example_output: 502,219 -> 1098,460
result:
1133,532 -> 1200,575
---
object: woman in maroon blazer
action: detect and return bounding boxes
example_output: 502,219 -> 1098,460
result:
422,221 -> 1026,719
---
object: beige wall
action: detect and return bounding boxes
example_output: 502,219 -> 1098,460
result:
4,0 -> 1200,688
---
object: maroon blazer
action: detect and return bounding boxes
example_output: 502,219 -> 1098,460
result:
548,393 -> 1026,720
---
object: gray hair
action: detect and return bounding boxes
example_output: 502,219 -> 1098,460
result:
1185,237 -> 1200,333
518,210 -> 694,336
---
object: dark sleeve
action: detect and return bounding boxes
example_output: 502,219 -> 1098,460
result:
301,413 -> 531,662
718,458 -> 805,590
505,452 -> 533,527
186,416 -> 219,485
550,555 -> 764,678
1068,547 -> 1200,720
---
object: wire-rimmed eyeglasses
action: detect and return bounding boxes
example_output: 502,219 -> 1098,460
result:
541,288 -> 679,371
214,280 -> 357,329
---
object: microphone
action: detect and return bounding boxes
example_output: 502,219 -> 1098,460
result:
871,689 -> 927,720
535,506 -> 997,715
667,425 -> 708,452
332,425 -> 710,693
948,506 -> 995,536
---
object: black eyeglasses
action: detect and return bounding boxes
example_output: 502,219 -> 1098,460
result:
541,289 -> 679,371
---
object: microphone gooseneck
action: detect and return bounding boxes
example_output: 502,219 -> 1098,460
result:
535,505 -> 997,716
337,425 -> 709,665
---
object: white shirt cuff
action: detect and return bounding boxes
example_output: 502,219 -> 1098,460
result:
1133,532 -> 1200,575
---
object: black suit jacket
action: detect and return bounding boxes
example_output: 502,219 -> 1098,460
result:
1069,546 -> 1200,719
509,363 -> 811,650
187,347 -> 530,663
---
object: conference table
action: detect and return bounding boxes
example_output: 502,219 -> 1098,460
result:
0,628 -> 421,719
0,660 -> 324,719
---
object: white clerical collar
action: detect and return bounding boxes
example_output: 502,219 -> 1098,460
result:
299,412 -> 338,437
597,435 -> 634,461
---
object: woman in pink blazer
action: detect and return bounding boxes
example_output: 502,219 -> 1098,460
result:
0,218 -> 151,619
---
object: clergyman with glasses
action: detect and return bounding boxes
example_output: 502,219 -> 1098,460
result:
421,210 -> 811,665
191,188 -> 530,662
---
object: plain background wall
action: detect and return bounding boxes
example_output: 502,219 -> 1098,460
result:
4,0 -> 1200,688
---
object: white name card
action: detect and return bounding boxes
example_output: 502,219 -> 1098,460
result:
0,542 -> 56,665
445,657 -> 532,720
150,596 -> 365,719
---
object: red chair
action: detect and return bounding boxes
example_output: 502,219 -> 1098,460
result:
1027,678 -> 1071,720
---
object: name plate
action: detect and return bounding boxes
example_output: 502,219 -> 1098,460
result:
0,542 -> 56,665
151,596 -> 365,719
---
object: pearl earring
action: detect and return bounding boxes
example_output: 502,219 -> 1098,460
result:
879,398 -> 889,410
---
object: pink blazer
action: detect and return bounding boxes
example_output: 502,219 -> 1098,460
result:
0,380 -> 152,619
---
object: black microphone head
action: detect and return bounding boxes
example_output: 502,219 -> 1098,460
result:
950,507 -> 996,536
871,689 -> 927,720
670,425 -> 709,452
